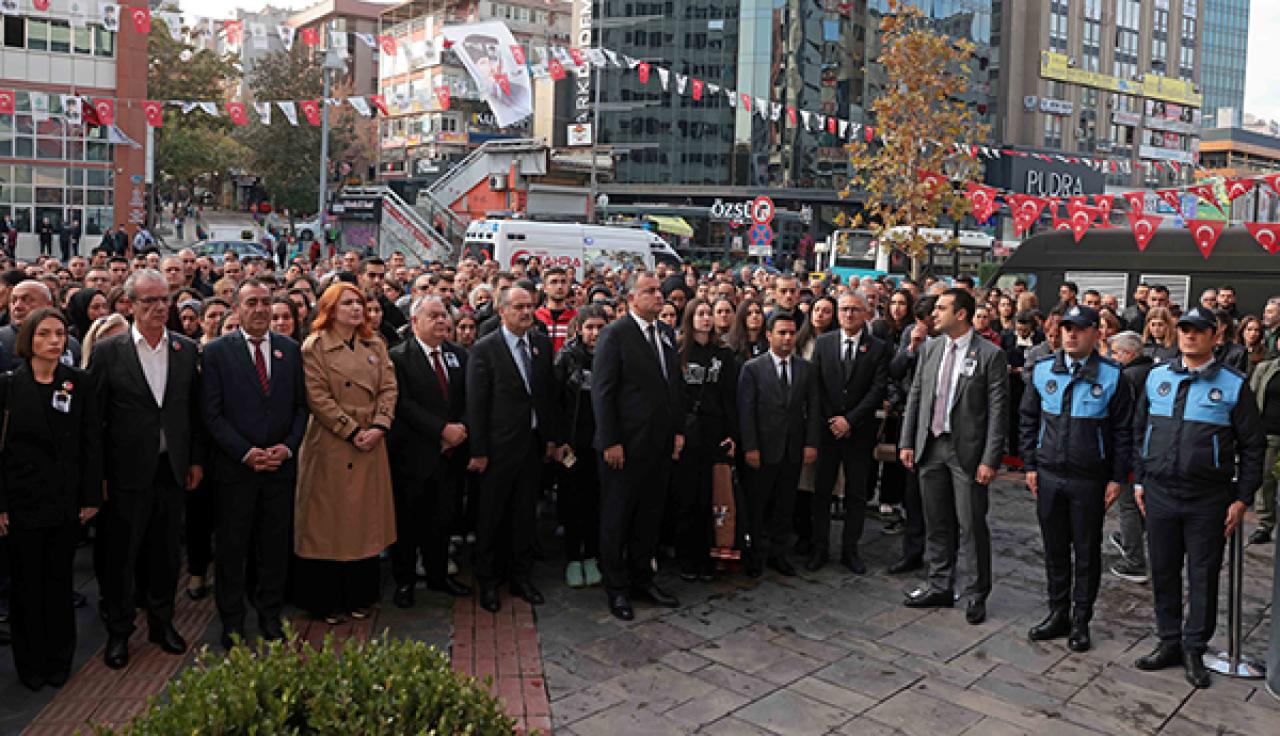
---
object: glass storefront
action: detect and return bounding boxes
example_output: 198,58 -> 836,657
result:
0,164 -> 116,235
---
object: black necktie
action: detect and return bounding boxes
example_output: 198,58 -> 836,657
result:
843,339 -> 855,380
647,324 -> 667,381
780,358 -> 790,398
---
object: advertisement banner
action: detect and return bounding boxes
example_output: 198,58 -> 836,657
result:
440,22 -> 533,128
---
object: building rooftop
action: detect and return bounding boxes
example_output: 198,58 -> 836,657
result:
287,0 -> 395,27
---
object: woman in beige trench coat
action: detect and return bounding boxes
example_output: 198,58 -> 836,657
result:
294,281 -> 398,623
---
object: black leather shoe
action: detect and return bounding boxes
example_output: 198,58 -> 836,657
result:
631,583 -> 679,608
768,555 -> 797,577
1184,652 -> 1210,688
904,587 -> 954,608
104,635 -> 129,669
746,555 -> 764,578
965,599 -> 987,625
393,584 -> 414,609
1028,609 -> 1071,641
510,581 -> 545,606
1135,641 -> 1183,671
72,591 -> 88,609
1248,528 -> 1272,545
887,556 -> 923,575
46,670 -> 69,688
805,550 -> 829,572
148,624 -> 188,655
0,627 -> 10,646
260,620 -> 285,642
19,675 -> 45,691
427,577 -> 472,597
794,538 -> 813,556
608,592 -> 634,621
1068,622 -> 1091,652
840,555 -> 867,575
221,628 -> 244,651
479,587 -> 501,613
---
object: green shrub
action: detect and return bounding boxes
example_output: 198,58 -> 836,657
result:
90,629 -> 516,735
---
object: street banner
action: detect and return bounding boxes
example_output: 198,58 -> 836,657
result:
99,3 -> 119,32
278,25 -> 295,51
143,100 -> 164,127
277,101 -> 298,126
440,22 -> 533,128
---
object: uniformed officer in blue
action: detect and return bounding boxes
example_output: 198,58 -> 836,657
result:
1132,305 -> 1265,689
1020,305 -> 1133,653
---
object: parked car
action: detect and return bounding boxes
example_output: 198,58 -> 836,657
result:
193,240 -> 272,266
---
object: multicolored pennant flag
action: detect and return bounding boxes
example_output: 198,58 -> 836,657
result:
1186,219 -> 1225,259
1245,222 -> 1280,254
142,100 -> 164,127
1127,211 -> 1162,252
227,102 -> 249,125
129,7 -> 150,33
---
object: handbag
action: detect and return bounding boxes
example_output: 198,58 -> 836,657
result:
711,463 -> 736,551
872,409 -> 898,464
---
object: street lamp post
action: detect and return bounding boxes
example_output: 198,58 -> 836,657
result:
317,24 -> 345,224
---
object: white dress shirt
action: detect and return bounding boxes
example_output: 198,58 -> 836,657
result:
242,329 -> 271,380
631,311 -> 666,376
935,329 -> 974,434
841,329 -> 862,365
416,337 -> 450,385
500,325 -> 537,428
133,324 -> 169,451
769,350 -> 792,384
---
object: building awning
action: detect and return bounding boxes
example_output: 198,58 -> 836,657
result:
644,215 -> 694,237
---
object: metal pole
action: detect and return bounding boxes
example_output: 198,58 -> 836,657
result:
318,63 -> 332,224
1206,528 -> 1266,679
589,52 -> 602,223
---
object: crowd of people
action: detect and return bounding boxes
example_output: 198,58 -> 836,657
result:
0,242 -> 1275,694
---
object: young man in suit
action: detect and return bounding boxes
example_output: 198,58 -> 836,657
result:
809,292 -> 890,573
466,286 -> 562,613
201,278 -> 308,649
900,288 -> 1007,625
738,311 -> 822,578
387,295 -> 472,608
91,269 -> 205,669
591,272 -> 686,620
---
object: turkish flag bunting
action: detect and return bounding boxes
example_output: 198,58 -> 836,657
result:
300,100 -> 321,126
378,35 -> 397,56
1245,222 -> 1280,254
1050,212 -> 1070,231
1122,191 -> 1145,216
1187,184 -> 1223,213
740,92 -> 753,111
786,106 -> 796,125
1225,177 -> 1256,201
1127,211 -> 1162,252
1155,189 -> 1182,212
510,45 -> 526,65
1068,208 -> 1093,242
826,116 -> 836,133
32,0 -> 50,9
435,85 -> 450,110
864,125 -> 875,142
548,59 -> 565,80
1009,194 -> 1049,223
568,48 -> 586,66
142,100 -> 164,128
691,79 -> 704,101
1262,173 -> 1280,197
224,20 -> 243,45
130,7 -> 150,34
964,182 -> 998,223
1066,196 -> 1088,217
0,89 -> 14,116
916,170 -> 947,195
92,98 -> 114,126
1094,194 -> 1113,217
227,102 -> 248,126
1013,212 -> 1036,236
1186,219 -> 1225,260
369,95 -> 388,116
637,62 -> 650,84
301,28 -> 319,46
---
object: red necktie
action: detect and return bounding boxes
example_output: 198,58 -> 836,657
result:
250,337 -> 269,394
431,348 -> 449,400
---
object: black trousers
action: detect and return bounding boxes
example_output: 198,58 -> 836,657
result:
558,443 -> 600,562
599,451 -> 672,594
813,438 -> 872,558
8,521 -> 78,683
1145,486 -> 1230,654
392,463 -> 459,587
474,438 -> 543,589
185,477 -> 215,578
673,448 -> 715,571
878,416 -> 906,506
749,458 -> 803,560
214,472 -> 293,631
293,557 -> 379,618
101,459 -> 183,636
901,466 -> 928,562
1035,469 -> 1106,617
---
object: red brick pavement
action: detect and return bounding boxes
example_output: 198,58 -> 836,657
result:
451,595 -> 552,735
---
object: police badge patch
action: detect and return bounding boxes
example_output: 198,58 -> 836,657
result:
1209,388 -> 1223,402
1045,379 -> 1058,394
1158,382 -> 1172,397
1091,384 -> 1104,397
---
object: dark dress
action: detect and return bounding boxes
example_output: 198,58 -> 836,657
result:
554,338 -> 600,562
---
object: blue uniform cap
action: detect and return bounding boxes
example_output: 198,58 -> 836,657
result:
1060,305 -> 1099,329
1177,306 -> 1216,331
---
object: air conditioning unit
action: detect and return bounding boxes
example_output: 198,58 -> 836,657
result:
1068,57 -> 1078,68
489,174 -> 508,191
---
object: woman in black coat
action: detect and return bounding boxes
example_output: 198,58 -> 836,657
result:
0,308 -> 102,690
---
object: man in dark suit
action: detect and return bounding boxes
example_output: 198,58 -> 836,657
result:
359,257 -> 408,346
739,311 -> 821,577
900,288 -> 1008,625
201,278 -> 308,649
809,292 -> 890,573
388,295 -> 472,608
112,225 -> 129,258
466,286 -> 562,613
91,269 -> 204,668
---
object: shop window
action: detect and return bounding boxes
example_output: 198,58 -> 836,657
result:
50,20 -> 70,53
3,16 -> 25,48
27,18 -> 49,51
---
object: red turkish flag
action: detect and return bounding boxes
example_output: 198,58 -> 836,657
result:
691,79 -> 704,101
1187,183 -> 1224,213
916,170 -> 948,196
964,181 -> 998,223
1127,211 -> 1162,252
369,95 -> 388,116
1094,194 -> 1114,218
864,125 -> 875,142
1066,196 -> 1089,217
142,100 -> 164,128
0,89 -> 14,116
740,92 -> 752,110
1122,191 -> 1145,216
493,73 -> 510,96
1050,212 -> 1070,231
1225,177 -> 1256,201
1186,219 -> 1225,260
1245,222 -> 1280,254
510,45 -> 526,65
637,62 -> 650,84
130,7 -> 151,34
1009,194 -> 1049,223
300,99 -> 321,126
32,0 -> 49,10
1069,208 -> 1093,242
786,106 -> 796,125
92,98 -> 114,126
568,48 -> 585,67
1155,189 -> 1183,212
300,28 -> 319,47
223,20 -> 243,45
435,86 -> 450,111
548,58 -> 566,81
378,35 -> 397,57
1013,212 -> 1037,236
227,102 -> 248,126
1262,173 -> 1280,196
826,116 -> 837,133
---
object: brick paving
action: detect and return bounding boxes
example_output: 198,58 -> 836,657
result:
451,595 -> 553,734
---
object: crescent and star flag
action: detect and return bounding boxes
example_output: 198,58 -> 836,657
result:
1186,219 -> 1225,260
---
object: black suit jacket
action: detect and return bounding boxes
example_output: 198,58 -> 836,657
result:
466,327 -> 561,458
388,337 -> 468,481
200,331 -> 309,481
738,352 -> 822,465
91,330 -> 205,489
813,329 -> 890,447
591,314 -> 684,461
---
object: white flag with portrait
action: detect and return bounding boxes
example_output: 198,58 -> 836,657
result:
278,25 -> 295,51
98,2 -> 119,32
440,22 -> 533,128
252,101 -> 272,125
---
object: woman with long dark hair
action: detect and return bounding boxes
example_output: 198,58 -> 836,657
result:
270,295 -> 305,343
793,296 -> 838,551
64,288 -> 108,340
1239,315 -> 1267,374
726,298 -> 767,365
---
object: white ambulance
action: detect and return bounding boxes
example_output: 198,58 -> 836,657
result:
462,220 -> 682,279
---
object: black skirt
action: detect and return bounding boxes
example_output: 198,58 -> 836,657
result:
292,556 -> 380,617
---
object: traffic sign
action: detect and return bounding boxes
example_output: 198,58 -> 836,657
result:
748,223 -> 773,245
751,195 -> 775,225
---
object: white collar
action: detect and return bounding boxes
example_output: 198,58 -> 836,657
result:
132,324 -> 168,351
945,329 -> 974,352
770,350 -> 791,369
416,336 -> 445,357
241,329 -> 269,345
631,311 -> 655,333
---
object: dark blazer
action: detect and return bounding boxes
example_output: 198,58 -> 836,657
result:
591,314 -> 685,461
91,330 -> 205,488
813,328 -> 890,447
738,352 -> 822,465
0,362 -> 103,529
201,330 -> 308,480
466,326 -> 561,458
388,337 -> 468,481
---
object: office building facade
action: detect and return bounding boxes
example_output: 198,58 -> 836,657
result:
1200,0 -> 1248,125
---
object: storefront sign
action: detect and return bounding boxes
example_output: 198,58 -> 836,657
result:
1039,98 -> 1074,116
710,198 -> 774,221
985,149 -> 1105,197
571,0 -> 593,126
1040,50 -> 1202,107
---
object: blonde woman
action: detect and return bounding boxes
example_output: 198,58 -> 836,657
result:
1141,307 -> 1179,364
79,314 -> 130,368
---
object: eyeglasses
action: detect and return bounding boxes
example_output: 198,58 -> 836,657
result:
136,295 -> 171,306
